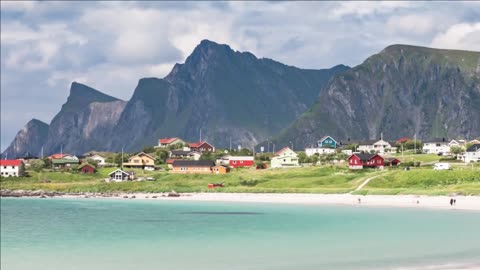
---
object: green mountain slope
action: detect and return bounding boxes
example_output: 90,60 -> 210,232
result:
275,45 -> 480,148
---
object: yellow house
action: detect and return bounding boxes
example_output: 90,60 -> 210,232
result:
123,152 -> 156,170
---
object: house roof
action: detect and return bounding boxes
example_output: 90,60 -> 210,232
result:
166,159 -> 177,164
130,152 -> 156,160
172,160 -> 215,167
319,135 -> 336,143
78,163 -> 95,169
469,139 -> 480,144
188,141 -> 213,148
52,159 -> 80,164
466,144 -> 480,152
425,138 -> 448,143
385,157 -> 401,162
396,137 -> 410,143
170,150 -> 191,156
159,137 -> 181,144
0,160 -> 23,166
49,153 -> 72,159
274,146 -> 291,156
349,153 -> 382,162
358,140 -> 379,145
108,169 -> 129,176
20,152 -> 38,159
212,165 -> 230,169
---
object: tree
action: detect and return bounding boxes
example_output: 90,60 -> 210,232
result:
297,152 -> 309,164
311,154 -> 319,165
30,159 -> 46,172
155,149 -> 169,164
142,146 -> 155,153
450,146 -> 464,156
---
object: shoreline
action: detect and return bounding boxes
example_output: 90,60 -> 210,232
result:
3,190 -> 480,211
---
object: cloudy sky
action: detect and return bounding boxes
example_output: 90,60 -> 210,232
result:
1,1 -> 479,151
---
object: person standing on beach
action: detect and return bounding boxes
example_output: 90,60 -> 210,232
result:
358,198 -> 361,204
450,198 -> 454,206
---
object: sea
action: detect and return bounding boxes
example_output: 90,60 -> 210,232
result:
1,198 -> 479,270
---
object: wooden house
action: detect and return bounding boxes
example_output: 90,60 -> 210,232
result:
78,163 -> 96,174
170,160 -> 215,174
188,141 -> 215,153
271,147 -> 299,168
212,165 -> 231,174
157,137 -> 186,148
348,153 -> 384,169
123,152 -> 156,170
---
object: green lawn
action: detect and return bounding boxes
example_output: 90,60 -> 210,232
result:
0,166 -> 380,194
355,166 -> 480,195
391,153 -> 441,164
2,165 -> 479,195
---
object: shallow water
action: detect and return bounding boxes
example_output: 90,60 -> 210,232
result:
1,198 -> 479,270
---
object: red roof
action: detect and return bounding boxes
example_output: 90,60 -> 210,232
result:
396,137 -> 410,143
189,141 -> 204,148
159,138 -> 179,144
0,160 -> 22,166
166,159 -> 176,164
274,147 -> 290,156
49,153 -> 71,159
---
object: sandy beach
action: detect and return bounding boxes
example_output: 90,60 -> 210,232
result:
57,192 -> 480,211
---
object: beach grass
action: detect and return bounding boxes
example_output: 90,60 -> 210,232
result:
1,165 -> 479,195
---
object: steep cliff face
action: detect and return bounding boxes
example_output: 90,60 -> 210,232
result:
111,39 -> 348,151
2,40 -> 346,156
2,119 -> 49,158
275,45 -> 480,148
41,82 -> 127,155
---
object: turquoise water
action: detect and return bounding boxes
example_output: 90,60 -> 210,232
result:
1,198 -> 480,270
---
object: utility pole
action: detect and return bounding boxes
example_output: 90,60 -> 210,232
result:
267,139 -> 270,153
121,147 -> 124,170
200,129 -> 202,142
61,144 -> 63,157
273,144 -> 275,154
414,133 -> 417,154
41,146 -> 44,159
229,137 -> 232,151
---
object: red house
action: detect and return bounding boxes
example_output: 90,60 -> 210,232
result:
79,164 -> 96,174
217,156 -> 255,168
348,153 -> 384,169
188,141 -> 215,152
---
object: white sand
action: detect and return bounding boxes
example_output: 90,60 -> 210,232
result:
61,192 -> 480,211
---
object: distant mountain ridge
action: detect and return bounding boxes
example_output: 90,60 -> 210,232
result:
273,44 -> 480,148
2,40 -> 348,157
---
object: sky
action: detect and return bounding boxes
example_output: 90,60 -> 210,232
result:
1,1 -> 479,151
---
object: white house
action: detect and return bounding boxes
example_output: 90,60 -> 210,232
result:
357,140 -> 396,154
305,148 -> 353,157
107,169 -> 134,182
271,147 -> 299,168
0,160 -> 25,177
464,144 -> 480,163
305,147 -> 336,157
89,154 -> 106,166
423,138 -> 449,155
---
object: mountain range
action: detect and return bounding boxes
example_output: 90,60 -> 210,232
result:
2,40 -> 348,157
2,40 -> 479,158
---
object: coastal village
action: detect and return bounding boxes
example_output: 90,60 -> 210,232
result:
1,135 -> 479,184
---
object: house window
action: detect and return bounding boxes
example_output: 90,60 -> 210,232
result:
284,159 -> 286,162
233,160 -> 236,164
377,160 -> 381,164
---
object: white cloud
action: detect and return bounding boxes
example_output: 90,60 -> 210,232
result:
0,1 -> 36,12
431,23 -> 480,51
386,15 -> 435,35
330,1 -> 411,19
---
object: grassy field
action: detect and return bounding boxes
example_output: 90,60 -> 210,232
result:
1,166 -> 381,194
1,164 -> 479,195
390,153 -> 441,163
355,166 -> 480,195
